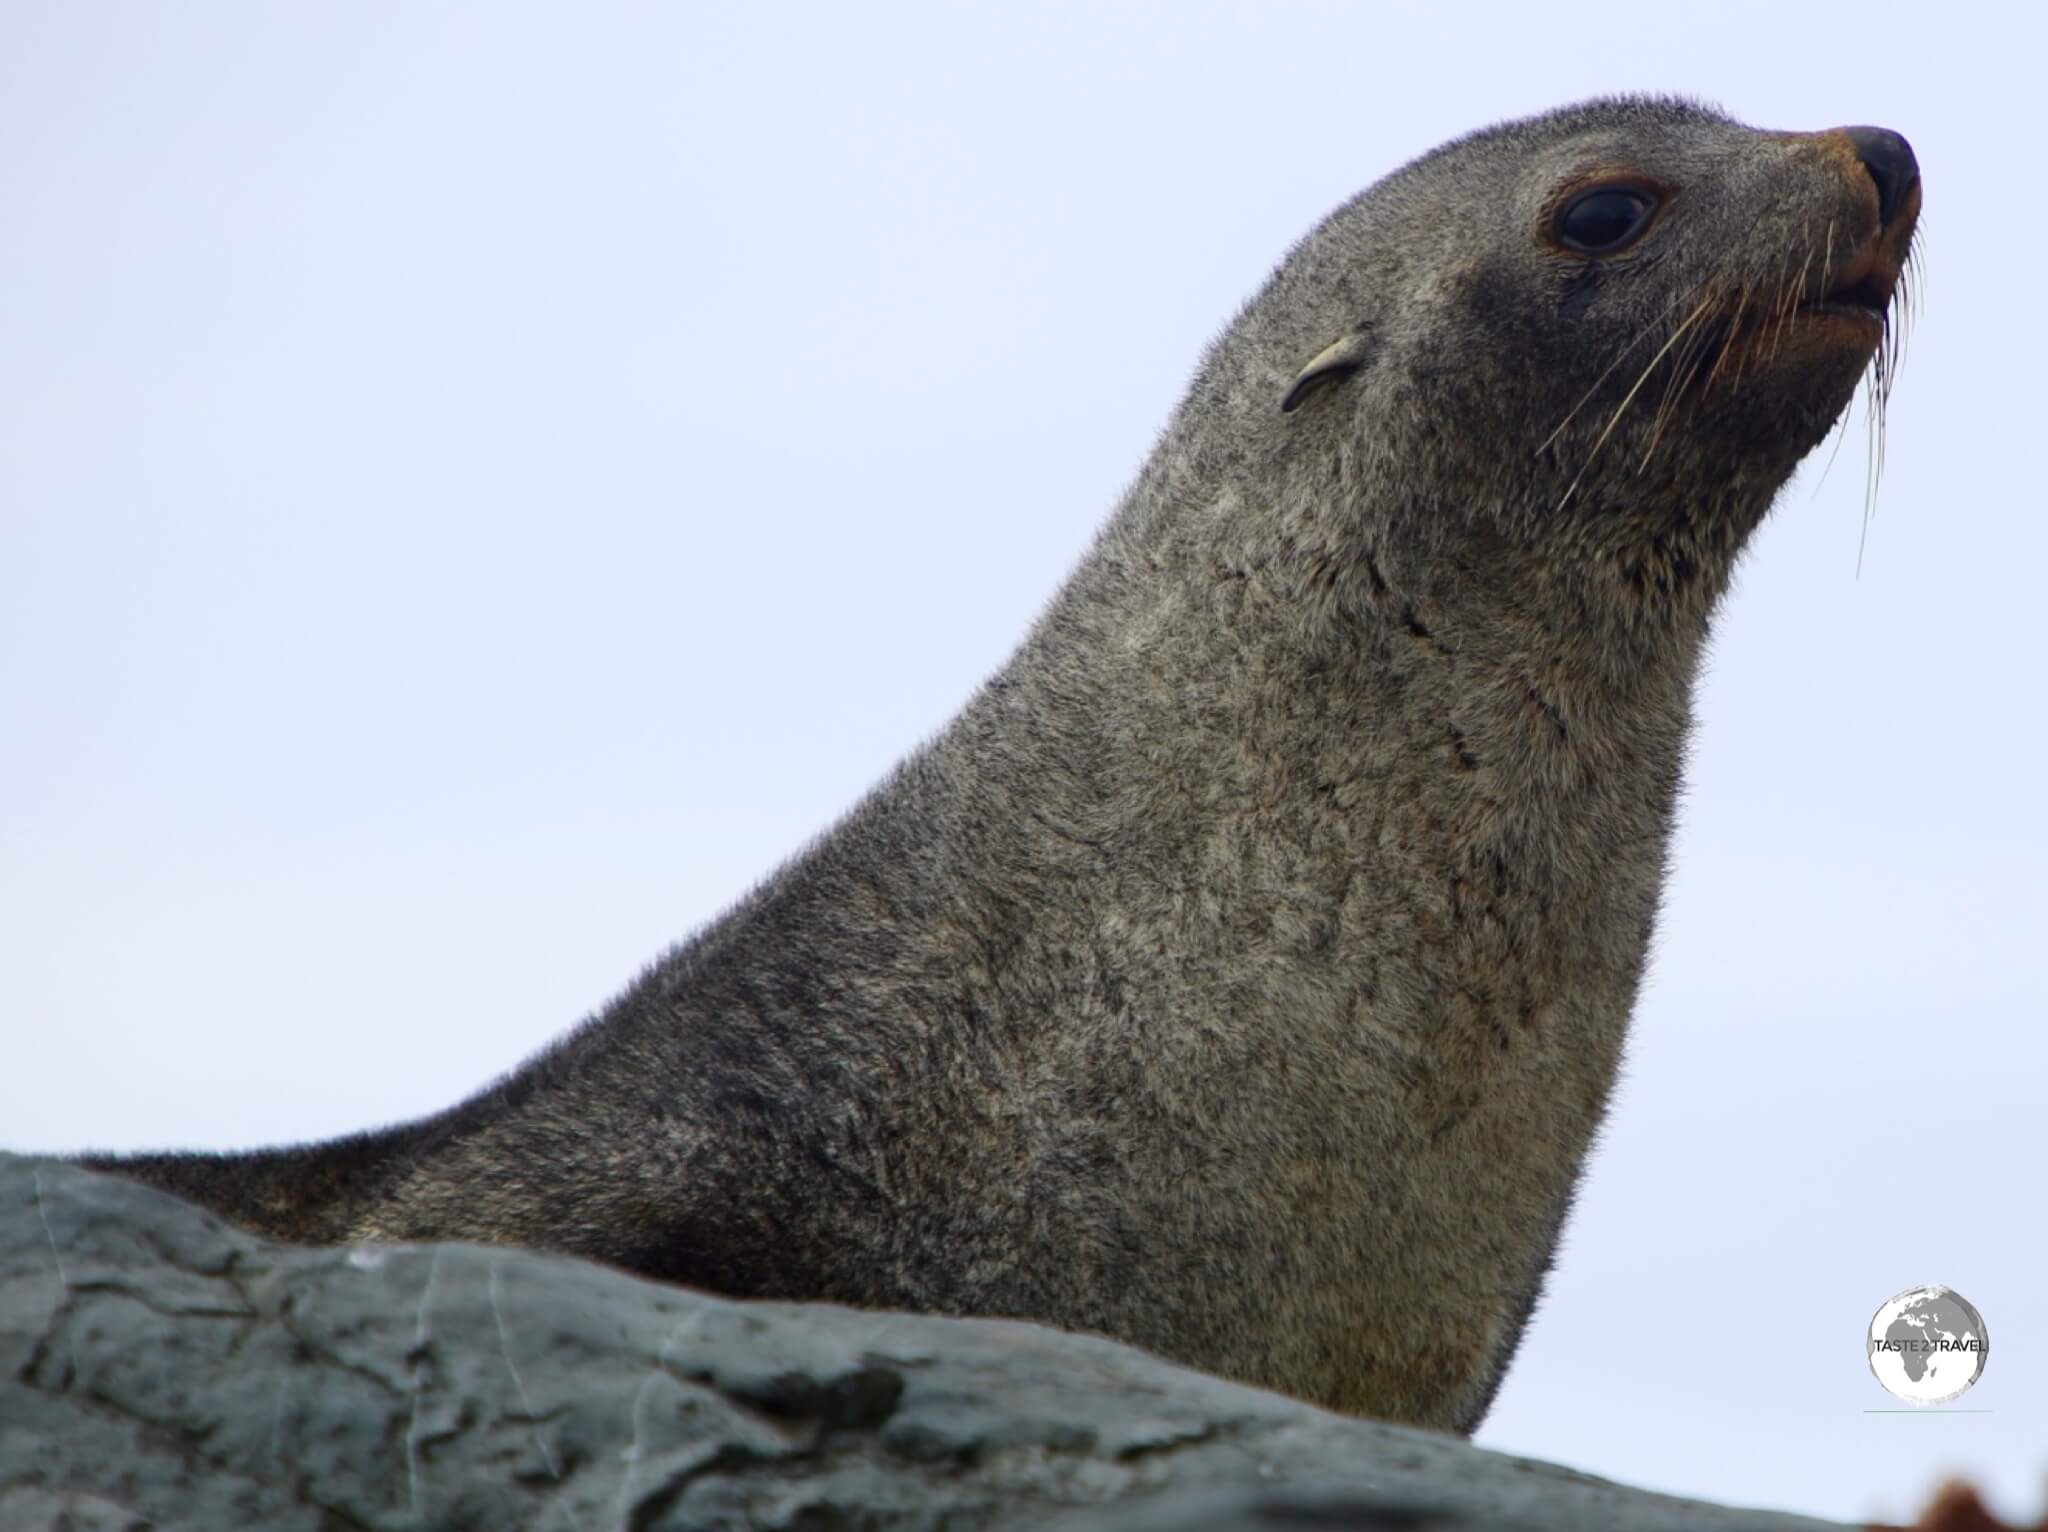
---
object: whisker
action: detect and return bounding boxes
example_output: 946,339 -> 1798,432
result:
1853,231 -> 1920,575
1535,285 -> 1698,458
1698,281 -> 1751,396
1770,246 -> 1816,365
1643,275 -> 1743,468
1807,396 -> 1855,500
1557,290 -> 1715,509
1858,330 -> 1892,575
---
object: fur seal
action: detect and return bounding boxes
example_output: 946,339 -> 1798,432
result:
79,97 -> 1919,1433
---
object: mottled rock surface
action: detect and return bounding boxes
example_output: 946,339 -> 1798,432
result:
2,1155 -> 1850,1531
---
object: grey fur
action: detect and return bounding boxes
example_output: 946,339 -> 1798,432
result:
81,97 -> 1919,1433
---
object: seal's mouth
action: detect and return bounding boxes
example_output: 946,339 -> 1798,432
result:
1794,264 -> 1894,328
1664,241 -> 1905,398
1776,221 -> 1904,330
1693,237 -> 1903,366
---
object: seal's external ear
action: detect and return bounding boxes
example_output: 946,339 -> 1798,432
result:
1280,330 -> 1377,414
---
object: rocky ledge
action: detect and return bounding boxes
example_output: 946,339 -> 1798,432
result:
2,1154 -> 1885,1531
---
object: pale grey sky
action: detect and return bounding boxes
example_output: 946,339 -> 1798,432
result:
3,2 -> 2040,1522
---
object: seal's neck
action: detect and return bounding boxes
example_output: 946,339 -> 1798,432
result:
929,461 -> 1749,941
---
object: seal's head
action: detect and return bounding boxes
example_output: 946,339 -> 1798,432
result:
1223,97 -> 1920,616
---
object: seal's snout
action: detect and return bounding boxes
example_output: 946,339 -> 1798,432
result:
1780,123 -> 1920,336
1842,125 -> 1919,229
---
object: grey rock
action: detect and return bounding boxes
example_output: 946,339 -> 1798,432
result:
2,1156 -> 1848,1531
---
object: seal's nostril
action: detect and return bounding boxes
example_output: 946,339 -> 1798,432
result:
1842,125 -> 1919,228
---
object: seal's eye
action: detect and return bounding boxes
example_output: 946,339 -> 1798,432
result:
1554,187 -> 1657,255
